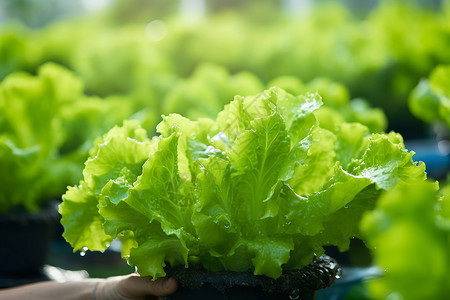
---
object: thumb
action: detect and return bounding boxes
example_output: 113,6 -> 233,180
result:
115,275 -> 178,298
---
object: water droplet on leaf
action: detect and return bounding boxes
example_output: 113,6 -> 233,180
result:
289,289 -> 300,300
312,253 -> 318,262
80,246 -> 88,257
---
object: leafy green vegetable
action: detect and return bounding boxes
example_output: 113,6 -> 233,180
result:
60,87 -> 426,279
0,23 -> 38,81
162,63 -> 264,120
360,180 -> 450,300
409,64 -> 450,128
268,76 -> 387,133
0,62 -> 81,213
0,62 -> 134,213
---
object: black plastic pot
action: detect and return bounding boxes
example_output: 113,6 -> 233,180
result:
165,256 -> 340,300
0,202 -> 59,280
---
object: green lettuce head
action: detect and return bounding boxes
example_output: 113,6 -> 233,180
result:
0,62 -> 134,214
409,65 -> 450,129
60,87 -> 426,279
361,181 -> 450,300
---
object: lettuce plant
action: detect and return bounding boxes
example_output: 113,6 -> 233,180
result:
361,181 -> 450,300
60,87 -> 426,279
162,63 -> 264,120
409,64 -> 450,129
0,62 -> 82,213
0,62 -> 133,214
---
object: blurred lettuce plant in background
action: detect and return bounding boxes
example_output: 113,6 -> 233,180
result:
0,63 -> 133,213
361,181 -> 450,300
1,0 -> 449,139
409,65 -> 450,130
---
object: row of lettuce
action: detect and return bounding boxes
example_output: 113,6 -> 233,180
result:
2,1 -> 450,136
0,62 -> 388,214
1,58 -> 447,214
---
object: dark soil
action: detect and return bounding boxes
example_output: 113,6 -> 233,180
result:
164,255 -> 340,299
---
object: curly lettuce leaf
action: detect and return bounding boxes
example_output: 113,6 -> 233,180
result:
162,63 -> 264,121
267,76 -> 387,133
0,137 -> 41,212
0,62 -> 81,153
128,231 -> 189,279
60,121 -> 153,251
59,182 -> 112,251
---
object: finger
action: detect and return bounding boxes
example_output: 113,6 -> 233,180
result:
117,275 -> 178,298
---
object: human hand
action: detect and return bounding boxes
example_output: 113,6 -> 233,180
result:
94,274 -> 178,300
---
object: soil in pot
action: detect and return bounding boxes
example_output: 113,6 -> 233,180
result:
164,255 -> 340,300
